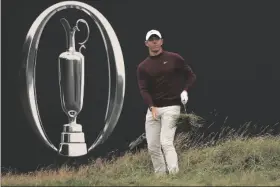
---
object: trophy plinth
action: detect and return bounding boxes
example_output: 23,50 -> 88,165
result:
58,143 -> 87,157
58,123 -> 87,157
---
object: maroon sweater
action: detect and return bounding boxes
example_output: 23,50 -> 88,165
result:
137,50 -> 196,108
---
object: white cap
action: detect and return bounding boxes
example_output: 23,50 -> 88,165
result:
145,29 -> 162,41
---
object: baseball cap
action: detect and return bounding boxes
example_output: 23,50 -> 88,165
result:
145,29 -> 162,41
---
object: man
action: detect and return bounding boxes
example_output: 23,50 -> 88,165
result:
136,29 -> 196,175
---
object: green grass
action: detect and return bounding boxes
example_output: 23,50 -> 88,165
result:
2,114 -> 280,186
2,134 -> 280,186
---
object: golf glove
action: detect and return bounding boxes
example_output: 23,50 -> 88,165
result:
180,90 -> 188,105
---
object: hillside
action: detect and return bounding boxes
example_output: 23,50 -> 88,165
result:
2,134 -> 280,186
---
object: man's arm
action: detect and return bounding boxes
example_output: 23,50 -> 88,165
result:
136,65 -> 154,108
177,55 -> 196,91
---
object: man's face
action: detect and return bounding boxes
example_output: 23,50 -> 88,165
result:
145,35 -> 163,52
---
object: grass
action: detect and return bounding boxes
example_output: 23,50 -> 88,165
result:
2,114 -> 280,186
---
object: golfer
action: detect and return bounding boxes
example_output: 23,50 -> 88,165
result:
137,29 -> 196,175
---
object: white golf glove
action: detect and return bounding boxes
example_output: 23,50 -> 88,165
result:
180,90 -> 188,105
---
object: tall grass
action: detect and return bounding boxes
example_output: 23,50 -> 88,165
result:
2,113 -> 280,186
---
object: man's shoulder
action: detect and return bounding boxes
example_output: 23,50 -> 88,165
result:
164,51 -> 184,60
137,57 -> 150,70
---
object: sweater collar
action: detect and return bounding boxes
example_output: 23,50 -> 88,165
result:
149,50 -> 165,59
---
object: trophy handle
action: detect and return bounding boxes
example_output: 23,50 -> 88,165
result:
21,1 -> 125,155
73,19 -> 90,53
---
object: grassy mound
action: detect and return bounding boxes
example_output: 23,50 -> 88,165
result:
2,134 -> 280,186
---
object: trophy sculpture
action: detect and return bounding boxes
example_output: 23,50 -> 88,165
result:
58,18 -> 90,157
21,1 -> 126,158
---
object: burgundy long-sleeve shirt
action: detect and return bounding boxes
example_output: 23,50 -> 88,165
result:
137,50 -> 196,108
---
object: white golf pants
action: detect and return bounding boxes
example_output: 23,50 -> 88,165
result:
145,105 -> 181,174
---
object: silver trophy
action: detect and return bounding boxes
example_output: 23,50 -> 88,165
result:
21,1 -> 126,158
58,18 -> 90,157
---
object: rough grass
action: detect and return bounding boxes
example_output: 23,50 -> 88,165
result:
2,135 -> 280,186
2,113 -> 280,186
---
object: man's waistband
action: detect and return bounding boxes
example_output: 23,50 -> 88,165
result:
153,98 -> 181,107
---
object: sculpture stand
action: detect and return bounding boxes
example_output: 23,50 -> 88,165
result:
58,123 -> 87,157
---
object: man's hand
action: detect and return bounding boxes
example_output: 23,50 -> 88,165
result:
150,106 -> 158,120
180,90 -> 188,105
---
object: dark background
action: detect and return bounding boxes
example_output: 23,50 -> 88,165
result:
2,0 -> 280,173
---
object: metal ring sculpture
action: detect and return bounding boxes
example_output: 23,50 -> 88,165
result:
21,1 -> 125,155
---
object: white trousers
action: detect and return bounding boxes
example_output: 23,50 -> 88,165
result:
145,105 -> 181,174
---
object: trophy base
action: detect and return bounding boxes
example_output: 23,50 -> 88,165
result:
58,123 -> 87,157
58,142 -> 87,157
